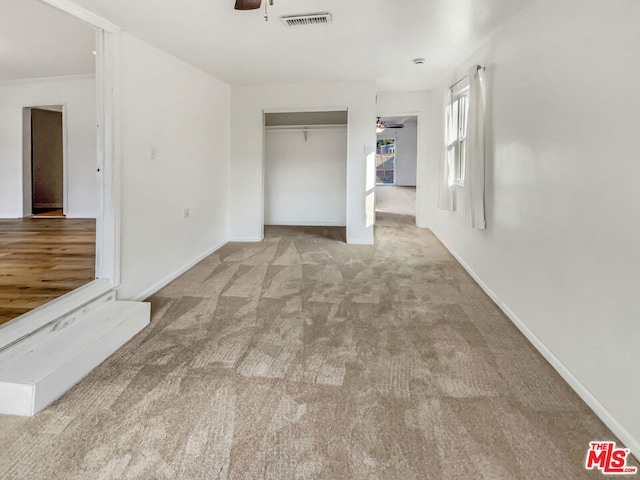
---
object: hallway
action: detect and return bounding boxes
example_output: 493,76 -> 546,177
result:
375,186 -> 416,227
0,220 -> 631,478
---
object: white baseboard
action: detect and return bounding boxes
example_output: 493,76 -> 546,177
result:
228,236 -> 264,243
430,228 -> 640,461
133,239 -> 228,301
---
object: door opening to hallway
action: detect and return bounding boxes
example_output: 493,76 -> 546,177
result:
30,107 -> 64,217
374,115 -> 418,226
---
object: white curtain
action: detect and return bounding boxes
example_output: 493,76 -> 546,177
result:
464,65 -> 486,229
437,90 -> 454,211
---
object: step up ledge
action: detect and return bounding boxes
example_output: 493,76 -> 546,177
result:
0,301 -> 149,416
0,290 -> 116,371
1,301 -> 146,383
0,382 -> 34,416
0,279 -> 113,350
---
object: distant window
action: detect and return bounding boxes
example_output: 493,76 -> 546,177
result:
376,139 -> 396,185
447,84 -> 469,186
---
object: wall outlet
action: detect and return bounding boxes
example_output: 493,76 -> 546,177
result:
182,208 -> 190,219
149,146 -> 157,160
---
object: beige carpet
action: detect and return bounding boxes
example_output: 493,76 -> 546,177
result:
0,220 -> 636,479
375,186 -> 416,218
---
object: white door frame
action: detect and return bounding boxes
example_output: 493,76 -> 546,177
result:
38,0 -> 122,284
375,111 -> 421,226
261,107 -> 349,239
0,1 -> 121,349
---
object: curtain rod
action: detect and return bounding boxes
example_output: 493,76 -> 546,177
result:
450,65 -> 485,90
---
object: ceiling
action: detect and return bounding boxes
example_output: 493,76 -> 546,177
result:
1,0 -> 535,89
0,0 -> 95,82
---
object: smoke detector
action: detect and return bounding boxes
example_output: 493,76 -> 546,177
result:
413,58 -> 426,65
280,13 -> 332,27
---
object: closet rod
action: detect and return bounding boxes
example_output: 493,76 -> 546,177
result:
264,124 -> 346,131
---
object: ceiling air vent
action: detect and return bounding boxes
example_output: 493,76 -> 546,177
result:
280,13 -> 332,27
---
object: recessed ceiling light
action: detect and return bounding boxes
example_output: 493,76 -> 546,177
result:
91,50 -> 97,56
413,58 -> 426,65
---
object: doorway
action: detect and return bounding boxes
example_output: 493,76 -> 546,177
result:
263,110 -> 348,230
374,115 -> 418,226
29,106 -> 65,217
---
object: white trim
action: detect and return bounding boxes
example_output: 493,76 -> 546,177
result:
0,279 -> 112,351
0,74 -> 96,87
263,106 -> 349,114
430,228 -> 640,461
62,103 -> 68,215
262,108 -> 350,242
94,28 -> 120,284
21,108 -> 32,218
375,110 -> 422,227
39,0 -> 120,32
0,300 -> 149,416
0,291 -> 115,370
133,240 -> 228,301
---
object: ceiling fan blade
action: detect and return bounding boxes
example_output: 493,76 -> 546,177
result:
234,0 -> 261,10
386,124 -> 405,128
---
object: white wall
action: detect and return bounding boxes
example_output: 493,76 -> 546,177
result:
0,75 -> 97,218
230,81 -> 377,244
425,0 -> 640,456
376,119 -> 417,186
265,127 -> 347,226
376,91 -> 432,227
117,33 -> 230,300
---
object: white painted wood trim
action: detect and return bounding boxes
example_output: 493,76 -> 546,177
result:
61,103 -> 68,216
0,74 -> 96,87
263,106 -> 349,114
21,108 -> 32,218
39,0 -> 121,32
0,279 -> 112,351
375,109 -> 423,227
430,228 -> 640,461
0,300 -> 149,416
94,28 -> 120,285
0,291 -> 116,370
133,239 -> 228,301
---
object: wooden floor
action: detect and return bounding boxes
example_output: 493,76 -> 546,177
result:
0,218 -> 96,325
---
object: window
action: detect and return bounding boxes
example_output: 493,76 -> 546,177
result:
447,84 -> 469,186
